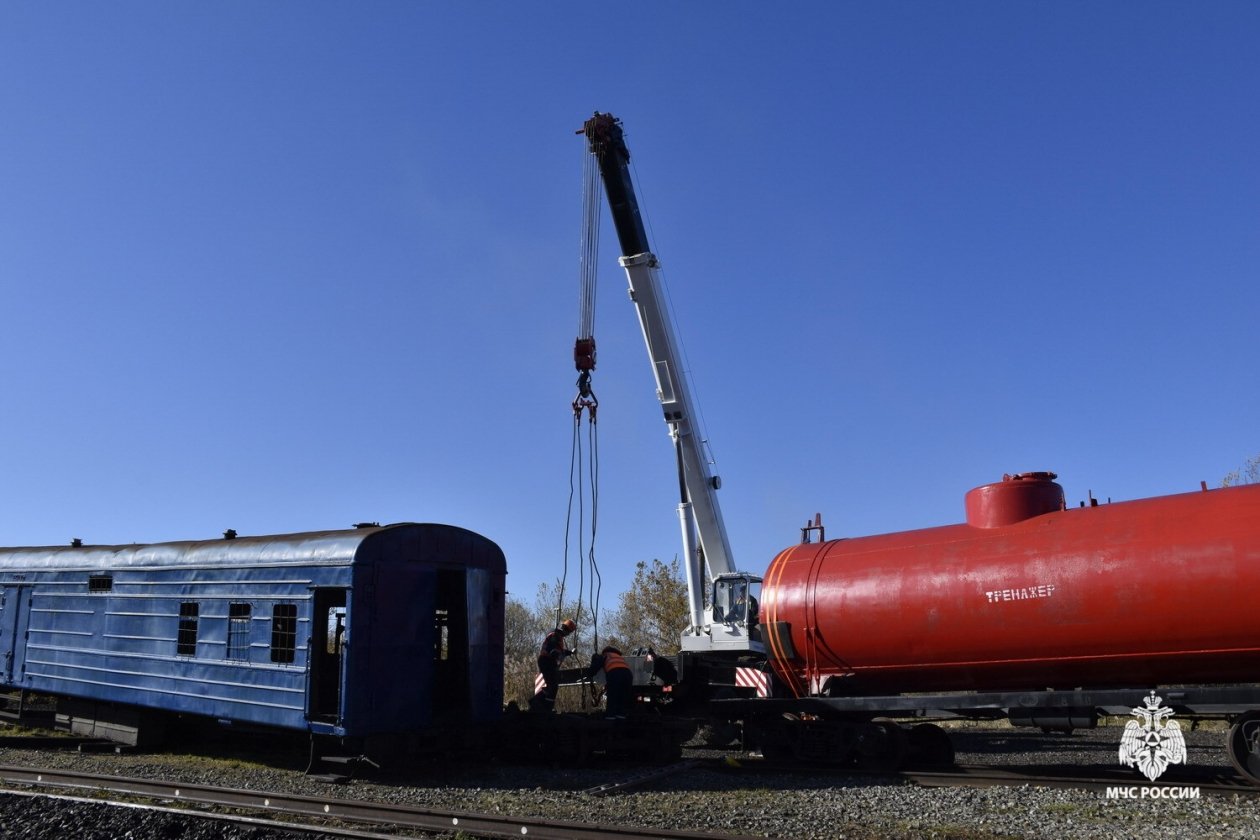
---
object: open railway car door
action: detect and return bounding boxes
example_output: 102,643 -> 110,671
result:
432,568 -> 469,715
0,587 -> 30,686
308,588 -> 347,723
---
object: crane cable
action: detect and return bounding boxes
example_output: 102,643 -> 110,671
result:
573,140 -> 600,421
558,139 -> 603,658
559,411 -> 601,639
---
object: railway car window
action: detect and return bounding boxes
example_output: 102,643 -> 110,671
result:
227,603 -> 251,661
88,574 -> 113,592
177,602 -> 199,656
325,607 -> 346,655
270,604 -> 297,663
434,609 -> 449,660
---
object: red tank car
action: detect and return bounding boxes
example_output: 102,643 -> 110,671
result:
760,473 -> 1260,697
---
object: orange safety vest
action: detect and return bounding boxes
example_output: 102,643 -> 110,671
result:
539,629 -> 568,662
602,650 -> 630,673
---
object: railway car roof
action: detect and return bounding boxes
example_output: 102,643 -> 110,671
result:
0,522 -> 499,572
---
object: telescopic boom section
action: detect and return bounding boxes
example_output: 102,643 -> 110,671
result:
581,113 -> 737,635
581,114 -> 652,257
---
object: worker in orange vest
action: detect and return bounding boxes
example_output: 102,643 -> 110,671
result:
530,618 -> 576,712
586,645 -> 633,719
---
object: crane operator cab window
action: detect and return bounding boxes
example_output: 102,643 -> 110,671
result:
712,574 -> 761,638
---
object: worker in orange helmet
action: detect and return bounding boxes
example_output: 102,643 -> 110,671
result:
586,645 -> 633,719
530,618 -> 576,713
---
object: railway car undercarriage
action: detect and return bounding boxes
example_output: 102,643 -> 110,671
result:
716,683 -> 1260,784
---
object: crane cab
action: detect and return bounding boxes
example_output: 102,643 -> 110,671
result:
681,573 -> 765,654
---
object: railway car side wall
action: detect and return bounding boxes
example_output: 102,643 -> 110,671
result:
4,558 -> 352,731
0,524 -> 507,740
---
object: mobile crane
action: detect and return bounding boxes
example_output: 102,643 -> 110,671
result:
579,114 -> 765,687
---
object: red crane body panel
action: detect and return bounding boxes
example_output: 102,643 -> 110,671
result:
761,479 -> 1260,697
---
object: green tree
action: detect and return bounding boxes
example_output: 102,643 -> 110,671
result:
1223,454 -> 1260,487
604,557 -> 690,656
502,596 -> 541,708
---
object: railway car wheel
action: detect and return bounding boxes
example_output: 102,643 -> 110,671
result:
574,728 -> 593,766
1227,711 -> 1260,785
653,728 -> 683,762
854,719 -> 907,773
905,722 -> 955,769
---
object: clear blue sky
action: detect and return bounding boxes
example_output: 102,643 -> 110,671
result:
3,3 -> 1257,610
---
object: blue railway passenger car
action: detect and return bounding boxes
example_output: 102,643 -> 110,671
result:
0,523 -> 506,747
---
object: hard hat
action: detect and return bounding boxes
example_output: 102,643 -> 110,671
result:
561,619 -> 576,633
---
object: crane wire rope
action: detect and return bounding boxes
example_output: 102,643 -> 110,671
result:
585,414 -> 602,647
558,139 -> 603,653
578,142 -> 601,343
560,412 -> 603,709
559,414 -> 600,635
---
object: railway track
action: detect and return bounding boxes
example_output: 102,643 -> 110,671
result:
0,787 -> 383,839
0,764 -> 760,840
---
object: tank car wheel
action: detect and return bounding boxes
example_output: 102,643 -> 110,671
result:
905,722 -> 955,769
854,719 -> 907,773
1227,711 -> 1260,785
758,736 -> 795,761
751,717 -> 796,761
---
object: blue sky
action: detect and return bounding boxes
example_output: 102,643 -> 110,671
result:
3,3 -> 1257,610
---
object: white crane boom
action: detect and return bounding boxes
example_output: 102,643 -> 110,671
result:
581,113 -> 761,654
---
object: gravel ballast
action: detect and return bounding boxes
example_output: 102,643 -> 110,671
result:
0,723 -> 1256,839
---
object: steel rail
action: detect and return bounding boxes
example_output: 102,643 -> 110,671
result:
0,787 -> 393,839
0,735 -> 117,750
0,764 -> 758,840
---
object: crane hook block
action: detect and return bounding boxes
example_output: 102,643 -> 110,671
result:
573,370 -> 598,420
574,337 -> 596,372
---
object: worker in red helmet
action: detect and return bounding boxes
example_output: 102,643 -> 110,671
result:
587,645 -> 633,719
530,618 -> 576,713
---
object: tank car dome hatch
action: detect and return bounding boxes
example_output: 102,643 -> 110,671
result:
965,471 -> 1065,528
